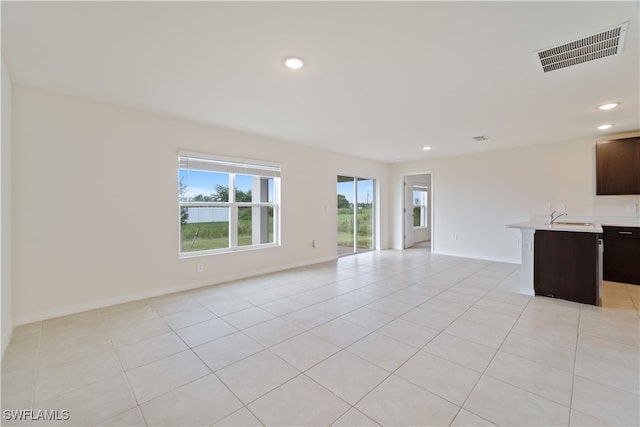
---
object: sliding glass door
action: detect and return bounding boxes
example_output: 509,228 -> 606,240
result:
337,175 -> 375,256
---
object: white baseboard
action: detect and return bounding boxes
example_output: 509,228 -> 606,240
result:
13,255 -> 338,326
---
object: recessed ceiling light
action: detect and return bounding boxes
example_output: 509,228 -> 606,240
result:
598,103 -> 619,110
423,146 -> 432,151
597,124 -> 613,130
283,57 -> 304,70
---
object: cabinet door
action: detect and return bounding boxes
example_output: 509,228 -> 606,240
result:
596,137 -> 640,195
534,230 -> 598,305
604,236 -> 640,285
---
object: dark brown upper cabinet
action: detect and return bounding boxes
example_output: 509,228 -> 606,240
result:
596,137 -> 640,195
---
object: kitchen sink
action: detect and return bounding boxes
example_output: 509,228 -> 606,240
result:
553,221 -> 595,226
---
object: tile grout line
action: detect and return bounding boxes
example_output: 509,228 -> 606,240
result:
625,283 -> 640,315
27,320 -> 43,427
330,270 -> 502,426
234,258 -> 496,424
446,277 -> 535,426
202,259 -> 471,426
7,251 -> 637,426
567,305 -> 583,427
136,311 -> 254,427
97,305 -> 150,426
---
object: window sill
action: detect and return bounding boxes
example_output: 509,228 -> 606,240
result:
179,243 -> 280,259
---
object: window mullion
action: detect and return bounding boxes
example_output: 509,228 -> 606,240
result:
275,178 -> 281,245
229,173 -> 238,250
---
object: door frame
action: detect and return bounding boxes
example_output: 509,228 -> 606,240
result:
401,171 -> 434,250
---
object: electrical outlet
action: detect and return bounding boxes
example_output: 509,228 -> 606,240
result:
453,234 -> 458,241
196,263 -> 204,273
543,204 -> 551,213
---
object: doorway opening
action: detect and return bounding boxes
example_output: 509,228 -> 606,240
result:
337,175 -> 375,256
403,173 -> 432,250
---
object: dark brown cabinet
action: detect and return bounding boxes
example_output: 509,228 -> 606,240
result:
534,230 -> 599,305
603,226 -> 640,285
596,137 -> 640,195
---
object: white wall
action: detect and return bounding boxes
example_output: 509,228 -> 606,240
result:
11,87 -> 389,325
390,138 -> 640,262
1,58 -> 13,357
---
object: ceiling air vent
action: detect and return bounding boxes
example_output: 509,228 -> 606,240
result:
534,22 -> 628,73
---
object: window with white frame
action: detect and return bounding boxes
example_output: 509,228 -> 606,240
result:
178,151 -> 280,256
413,187 -> 428,228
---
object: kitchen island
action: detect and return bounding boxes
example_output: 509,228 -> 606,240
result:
508,221 -> 603,305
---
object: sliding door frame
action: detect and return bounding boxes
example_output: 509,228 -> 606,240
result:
337,175 -> 376,256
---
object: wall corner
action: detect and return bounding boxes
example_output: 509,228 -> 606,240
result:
1,55 -> 14,358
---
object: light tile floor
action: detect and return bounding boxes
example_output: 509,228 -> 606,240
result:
2,248 -> 639,426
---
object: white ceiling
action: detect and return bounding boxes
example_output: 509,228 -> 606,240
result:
2,1 -> 639,163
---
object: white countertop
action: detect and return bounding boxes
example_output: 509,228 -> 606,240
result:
601,222 -> 640,228
507,221 -> 603,233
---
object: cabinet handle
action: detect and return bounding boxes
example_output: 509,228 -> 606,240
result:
618,231 -> 633,235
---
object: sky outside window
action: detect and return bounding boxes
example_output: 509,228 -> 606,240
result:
337,179 -> 373,205
180,169 -> 275,202
357,180 -> 374,205
179,169 -> 228,199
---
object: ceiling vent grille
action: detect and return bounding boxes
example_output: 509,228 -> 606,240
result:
534,23 -> 628,73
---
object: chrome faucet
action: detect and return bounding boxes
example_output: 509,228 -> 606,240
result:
548,210 -> 567,224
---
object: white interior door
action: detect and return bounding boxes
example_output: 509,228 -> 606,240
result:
403,176 -> 414,249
